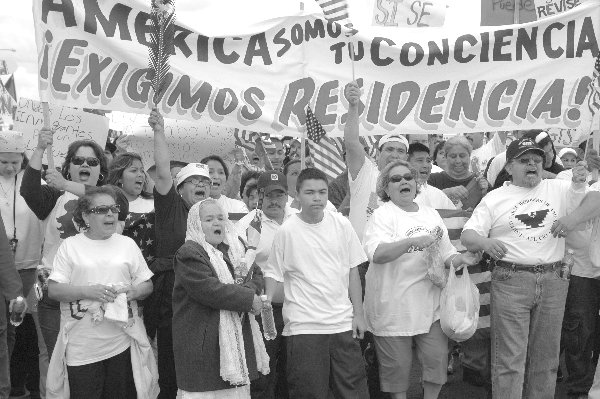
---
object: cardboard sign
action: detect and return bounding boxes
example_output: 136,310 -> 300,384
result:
372,0 -> 447,27
13,98 -> 109,166
533,0 -> 582,18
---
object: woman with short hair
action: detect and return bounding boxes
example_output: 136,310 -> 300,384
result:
364,160 -> 478,399
428,136 -> 487,210
47,186 -> 155,399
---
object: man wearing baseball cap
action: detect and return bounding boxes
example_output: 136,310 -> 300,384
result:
461,137 -> 600,398
236,171 -> 297,399
147,109 -> 212,398
344,81 -> 410,240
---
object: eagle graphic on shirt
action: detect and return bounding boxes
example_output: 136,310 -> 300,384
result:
514,210 -> 550,229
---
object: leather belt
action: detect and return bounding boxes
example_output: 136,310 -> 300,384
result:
494,260 -> 562,273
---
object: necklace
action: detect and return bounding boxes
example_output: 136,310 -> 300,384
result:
0,176 -> 15,207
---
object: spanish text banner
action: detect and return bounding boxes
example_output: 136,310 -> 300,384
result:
33,0 -> 600,136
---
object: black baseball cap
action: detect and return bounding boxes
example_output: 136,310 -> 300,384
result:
506,138 -> 545,162
257,171 -> 287,194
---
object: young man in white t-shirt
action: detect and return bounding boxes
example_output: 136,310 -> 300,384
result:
461,137 -> 597,399
265,168 -> 369,399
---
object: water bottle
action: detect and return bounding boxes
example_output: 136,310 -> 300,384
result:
10,297 -> 26,327
260,295 -> 277,340
561,249 -> 575,280
234,260 -> 248,285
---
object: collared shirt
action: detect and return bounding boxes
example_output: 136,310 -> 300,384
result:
236,205 -> 298,271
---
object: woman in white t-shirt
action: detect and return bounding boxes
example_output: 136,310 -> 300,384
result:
107,153 -> 156,266
364,160 -> 478,399
48,186 -> 153,399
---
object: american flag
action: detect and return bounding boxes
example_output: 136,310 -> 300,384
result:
306,106 -> 346,179
123,211 -> 156,265
360,135 -> 379,158
315,0 -> 357,36
233,128 -> 275,153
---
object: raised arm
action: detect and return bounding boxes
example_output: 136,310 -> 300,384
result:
149,108 -> 172,195
344,81 -> 366,180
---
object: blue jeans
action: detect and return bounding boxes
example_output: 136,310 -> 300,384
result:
490,266 -> 568,399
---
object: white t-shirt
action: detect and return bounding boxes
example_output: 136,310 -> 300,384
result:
50,233 -> 153,366
463,180 -> 588,264
556,169 -> 593,183
415,184 -> 457,210
363,202 -> 458,336
431,164 -> 444,174
286,195 -> 337,212
348,159 -> 380,240
266,210 -> 367,336
41,192 -> 82,271
128,196 -> 154,214
236,206 -> 298,270
0,172 -> 44,270
216,195 -> 248,215
471,133 -> 505,174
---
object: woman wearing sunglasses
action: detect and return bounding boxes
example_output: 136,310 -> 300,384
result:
362,160 -> 478,399
20,128 -> 128,362
46,186 -> 156,399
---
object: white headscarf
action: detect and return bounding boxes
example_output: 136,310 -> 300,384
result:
186,199 -> 269,386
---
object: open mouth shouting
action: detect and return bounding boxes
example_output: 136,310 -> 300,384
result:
78,169 -> 91,181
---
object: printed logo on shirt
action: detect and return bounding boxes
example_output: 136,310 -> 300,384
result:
508,198 -> 557,243
366,191 -> 380,219
57,199 -> 82,239
404,225 -> 438,252
69,300 -> 88,320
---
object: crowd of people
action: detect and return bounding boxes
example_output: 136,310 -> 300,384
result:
0,80 -> 600,399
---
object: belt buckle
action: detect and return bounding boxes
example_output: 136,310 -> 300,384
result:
532,264 -> 544,273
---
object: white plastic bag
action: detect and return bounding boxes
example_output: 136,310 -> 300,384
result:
440,265 -> 480,342
425,226 -> 447,289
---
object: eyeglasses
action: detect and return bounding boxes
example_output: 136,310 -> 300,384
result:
184,178 -> 210,187
71,156 -> 100,167
86,204 -> 120,215
389,173 -> 414,183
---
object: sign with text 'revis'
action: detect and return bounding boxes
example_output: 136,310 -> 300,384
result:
34,0 -> 600,137
13,98 -> 109,166
534,0 -> 582,19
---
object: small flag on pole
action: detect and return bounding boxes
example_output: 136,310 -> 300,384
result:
306,107 -> 346,179
315,0 -> 357,36
148,0 -> 176,103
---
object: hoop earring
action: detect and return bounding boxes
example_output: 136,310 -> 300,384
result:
66,172 -> 71,180
98,174 -> 104,182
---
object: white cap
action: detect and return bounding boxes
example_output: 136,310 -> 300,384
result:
175,163 -> 210,187
378,134 -> 409,151
0,130 -> 25,153
558,147 -> 577,159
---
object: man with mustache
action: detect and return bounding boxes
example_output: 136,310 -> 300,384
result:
236,171 -> 297,399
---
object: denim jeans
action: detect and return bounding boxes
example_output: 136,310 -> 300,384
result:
37,295 -> 60,360
562,275 -> 600,395
0,299 -> 9,399
490,266 -> 568,399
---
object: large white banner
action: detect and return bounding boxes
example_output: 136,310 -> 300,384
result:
33,0 -> 600,137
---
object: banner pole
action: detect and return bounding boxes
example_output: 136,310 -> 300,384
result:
301,130 -> 306,170
42,102 -> 55,171
349,42 -> 356,81
513,0 -> 520,24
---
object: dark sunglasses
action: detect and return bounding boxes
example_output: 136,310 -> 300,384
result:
86,204 -> 120,215
389,173 -> 414,183
71,156 -> 100,167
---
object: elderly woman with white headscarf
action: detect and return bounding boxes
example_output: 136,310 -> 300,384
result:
172,199 -> 268,399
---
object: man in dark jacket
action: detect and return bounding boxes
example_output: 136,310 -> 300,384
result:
0,213 -> 23,399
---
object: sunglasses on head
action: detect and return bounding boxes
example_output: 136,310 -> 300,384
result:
86,204 -> 120,215
71,156 -> 100,167
389,173 -> 414,183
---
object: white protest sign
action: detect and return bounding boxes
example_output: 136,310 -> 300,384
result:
372,0 -> 447,27
533,0 -> 582,19
13,98 -> 109,166
123,119 -> 238,170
